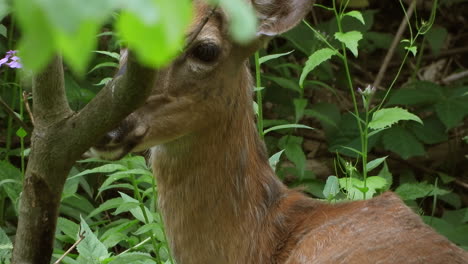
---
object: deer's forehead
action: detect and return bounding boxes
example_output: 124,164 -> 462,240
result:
188,2 -> 228,41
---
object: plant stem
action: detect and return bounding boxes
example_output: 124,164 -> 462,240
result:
129,171 -> 161,263
332,0 -> 367,189
254,52 -> 264,139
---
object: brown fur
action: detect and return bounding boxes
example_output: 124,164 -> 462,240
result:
93,1 -> 468,263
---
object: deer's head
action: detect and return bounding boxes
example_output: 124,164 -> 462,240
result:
91,0 -> 311,160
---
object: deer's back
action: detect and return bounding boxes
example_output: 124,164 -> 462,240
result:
277,192 -> 468,264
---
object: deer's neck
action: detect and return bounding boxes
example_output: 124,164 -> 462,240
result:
151,93 -> 288,263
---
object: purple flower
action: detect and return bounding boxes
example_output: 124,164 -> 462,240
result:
0,50 -> 22,69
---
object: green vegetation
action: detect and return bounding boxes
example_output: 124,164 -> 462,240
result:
0,0 -> 467,262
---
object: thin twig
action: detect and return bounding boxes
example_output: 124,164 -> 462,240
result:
0,95 -> 32,133
454,179 -> 468,190
23,91 -> 35,127
442,69 -> 468,84
373,0 -> 417,88
54,231 -> 86,264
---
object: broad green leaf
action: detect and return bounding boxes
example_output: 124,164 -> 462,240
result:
323,176 -> 340,200
0,227 -> 12,263
408,117 -> 448,145
0,25 -> 6,38
87,198 -> 124,219
259,50 -> 294,65
264,124 -> 313,135
16,0 -> 114,74
386,81 -> 443,106
368,107 -> 422,130
366,156 -> 387,172
299,48 -> 337,88
118,192 -> 154,224
108,252 -> 154,264
382,126 -> 425,159
268,150 -> 284,171
77,216 -> 110,263
211,0 -> 257,43
265,75 -> 301,92
15,0 -> 55,71
280,136 -> 306,179
426,26 -> 448,56
15,127 -> 27,138
117,0 -> 192,67
376,162 -> 392,190
57,217 -> 80,240
339,176 -> 387,200
134,223 -> 165,241
344,11 -> 365,25
435,98 -> 468,129
334,31 -> 362,57
395,182 -> 450,200
405,45 -> 418,57
293,99 -> 308,122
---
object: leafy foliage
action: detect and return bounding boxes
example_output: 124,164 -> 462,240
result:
0,0 -> 467,262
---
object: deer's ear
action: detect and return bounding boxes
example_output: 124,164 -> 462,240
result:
253,0 -> 312,36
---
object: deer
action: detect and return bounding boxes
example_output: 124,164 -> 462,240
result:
91,0 -> 468,263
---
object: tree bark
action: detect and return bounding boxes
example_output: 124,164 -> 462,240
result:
11,53 -> 156,264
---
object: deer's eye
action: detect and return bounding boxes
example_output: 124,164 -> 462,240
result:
190,42 -> 220,63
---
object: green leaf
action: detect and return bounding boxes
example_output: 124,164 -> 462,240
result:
386,81 -> 443,106
57,217 -> 80,240
435,98 -> 468,129
299,48 -> 337,88
408,117 -> 448,144
15,0 -> 55,72
382,126 -> 425,159
69,164 -> 127,180
117,192 -> 154,224
263,124 -> 313,135
16,0 -> 114,74
265,75 -> 301,93
425,26 -> 448,56
268,150 -> 284,171
293,99 -> 308,122
15,127 -> 27,138
0,25 -> 6,38
88,62 -> 119,74
93,51 -> 120,61
77,216 -> 110,263
366,156 -> 387,172
343,11 -> 365,25
117,0 -> 192,67
87,198 -> 124,219
404,45 -> 418,57
323,176 -> 340,200
334,31 -> 362,57
376,162 -> 392,190
0,227 -> 12,263
395,182 -> 450,200
108,252 -> 154,264
215,0 -> 257,43
368,107 -> 422,130
259,50 -> 294,65
280,136 -> 306,179
339,176 -> 387,200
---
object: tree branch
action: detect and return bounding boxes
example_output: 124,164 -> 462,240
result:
32,55 -> 72,127
70,51 -> 157,154
12,51 -> 157,264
